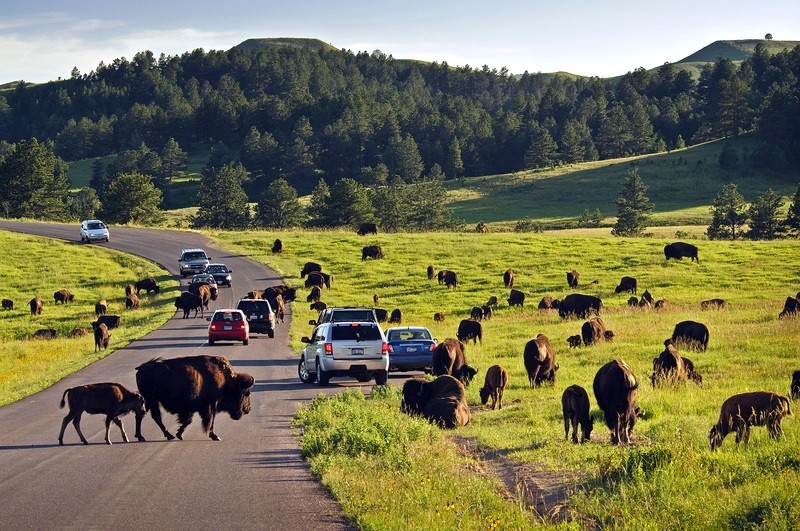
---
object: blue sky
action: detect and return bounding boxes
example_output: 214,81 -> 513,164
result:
2,0 -> 799,83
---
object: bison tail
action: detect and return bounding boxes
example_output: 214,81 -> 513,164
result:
60,388 -> 71,409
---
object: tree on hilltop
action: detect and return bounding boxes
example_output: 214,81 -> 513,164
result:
612,167 -> 653,237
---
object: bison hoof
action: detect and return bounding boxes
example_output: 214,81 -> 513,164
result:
58,440 -> 64,446
136,435 -> 146,442
210,433 -> 221,441
175,433 -> 183,441
165,432 -> 176,441
106,440 -> 113,445
82,440 -> 89,445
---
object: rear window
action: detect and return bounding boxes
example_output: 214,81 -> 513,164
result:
213,311 -> 243,322
207,265 -> 227,273
331,324 -> 382,341
388,329 -> 431,341
328,310 -> 376,322
237,301 -> 271,314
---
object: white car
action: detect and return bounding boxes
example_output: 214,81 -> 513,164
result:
80,220 -> 109,243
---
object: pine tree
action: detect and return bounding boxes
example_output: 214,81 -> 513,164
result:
612,168 -> 653,237
256,178 -> 305,228
159,138 -> 188,184
322,178 -> 376,227
747,188 -> 784,240
102,172 -> 163,224
192,163 -> 250,229
306,178 -> 331,227
523,123 -> 558,169
784,184 -> 800,236
0,138 -> 69,220
707,183 -> 748,240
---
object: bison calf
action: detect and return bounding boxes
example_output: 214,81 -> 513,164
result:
562,385 -> 593,443
2,298 -> 14,310
92,322 -> 111,352
709,392 -> 791,450
58,383 -> 146,445
433,312 -> 445,322
567,335 -> 582,348
479,365 -> 508,410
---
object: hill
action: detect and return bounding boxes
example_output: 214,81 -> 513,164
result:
232,37 -> 338,53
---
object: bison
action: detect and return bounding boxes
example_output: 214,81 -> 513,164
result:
567,270 -> 580,289
433,312 -> 445,322
709,392 -> 791,450
95,315 -> 121,329
58,383 -> 147,445
54,289 -> 74,304
779,296 -> 799,318
92,322 -> 110,352
437,269 -> 448,285
32,328 -> 58,340
650,340 -> 688,387
29,296 -> 43,315
538,296 -> 559,310
389,308 -> 403,324
559,293 -> 602,319
174,292 -> 203,318
2,298 -> 14,310
485,296 -> 499,307
523,334 -> 558,387
457,319 -> 482,344
134,355 -> 255,441
654,299 -> 669,310
95,299 -> 108,316
701,298 -> 726,310
400,375 -> 471,428
373,293 -> 380,306
508,289 -> 525,307
470,306 -> 483,321
791,370 -> 800,400
188,283 -> 214,310
640,289 -> 654,306
481,305 -> 493,320
427,265 -> 435,280
593,358 -> 639,445
627,296 -> 639,307
271,238 -> 283,254
567,335 -> 582,348
300,262 -> 322,278
305,271 -> 331,290
581,317 -> 614,346
671,320 -> 709,351
125,293 -> 140,310
361,245 -> 384,260
479,365 -> 508,410
431,338 -> 477,386
309,301 -> 327,312
503,268 -> 515,289
374,308 -> 388,322
124,284 -> 135,297
664,241 -> 699,263
357,222 -> 378,236
562,385 -> 593,444
135,278 -> 160,295
307,286 -> 322,303
267,294 -> 285,323
443,270 -> 458,289
615,276 -> 637,294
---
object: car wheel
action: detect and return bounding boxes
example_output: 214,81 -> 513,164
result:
316,358 -> 329,386
375,370 -> 388,385
208,339 -> 215,346
243,338 -> 249,346
267,329 -> 275,338
298,358 -> 315,384
355,372 -> 372,383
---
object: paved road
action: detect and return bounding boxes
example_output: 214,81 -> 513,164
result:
0,221 -> 357,530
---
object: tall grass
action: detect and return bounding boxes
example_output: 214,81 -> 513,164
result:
211,228 -> 800,528
0,231 -> 178,405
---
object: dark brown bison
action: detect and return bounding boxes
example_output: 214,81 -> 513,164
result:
672,320 -> 709,351
374,308 -> 388,322
562,385 -> 593,443
791,370 -> 800,400
32,328 -> 58,340
373,293 -> 380,306
538,296 -> 559,310
443,270 -> 458,289
503,268 -> 515,289
300,262 -> 322,278
58,383 -> 146,446
92,322 -> 110,352
709,392 -> 791,450
457,319 -> 482,344
271,238 -> 282,254
2,298 -> 14,310
701,298 -> 726,310
654,299 -> 669,310
95,299 -> 108,316
29,296 -> 43,315
433,312 -> 445,322
70,327 -> 90,337
593,358 -> 639,444
508,289 -> 525,307
559,293 -> 602,319
134,355 -> 255,441
479,365 -> 508,410
357,222 -> 378,236
779,296 -> 799,318
125,284 -> 135,297
627,296 -> 639,307
305,271 -> 331,290
523,334 -> 558,387
650,340 -> 691,387
431,338 -> 477,386
427,265 -> 435,280
567,335 -> 582,348
362,245 -> 384,260
481,305 -> 493,320
614,276 -> 637,294
306,285 -> 322,303
470,306 -> 483,321
400,375 -> 471,428
174,292 -> 203,318
135,278 -> 160,295
566,270 -> 580,289
188,283 -> 215,310
309,301 -> 327,312
581,317 -> 614,346
54,289 -> 74,304
682,356 -> 703,385
485,296 -> 499,307
640,289 -> 654,306
664,242 -> 699,262
437,269 -> 448,285
389,308 -> 402,324
125,293 -> 140,310
95,315 -> 121,329
267,294 -> 285,323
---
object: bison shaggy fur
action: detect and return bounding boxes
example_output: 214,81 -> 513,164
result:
562,384 -> 593,443
709,392 -> 791,450
479,365 -> 508,410
58,382 -> 146,445
400,375 -> 471,428
523,334 -> 558,387
593,358 -> 639,445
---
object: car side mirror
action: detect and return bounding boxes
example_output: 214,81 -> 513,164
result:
301,336 -> 311,343
308,320 -> 317,326
206,317 -> 212,321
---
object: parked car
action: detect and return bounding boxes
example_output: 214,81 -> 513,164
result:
385,326 -> 437,373
298,321 -> 389,386
204,263 -> 232,287
207,309 -> 249,345
309,307 -> 378,326
179,248 -> 210,278
235,298 -> 275,338
189,273 -> 218,292
79,219 -> 109,243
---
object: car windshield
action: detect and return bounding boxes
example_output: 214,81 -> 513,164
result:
207,265 -> 227,273
213,311 -> 242,322
389,329 -> 431,342
331,324 -> 382,341
184,252 -> 207,260
191,275 -> 214,283
87,222 -> 105,230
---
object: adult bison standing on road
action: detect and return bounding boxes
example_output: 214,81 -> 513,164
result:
134,355 -> 255,441
664,242 -> 699,262
174,292 -> 203,318
593,358 -> 639,445
559,293 -> 602,319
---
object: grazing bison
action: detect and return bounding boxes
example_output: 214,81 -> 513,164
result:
664,242 -> 699,263
470,306 -> 483,321
523,334 -> 558,387
400,375 -> 471,428
779,296 -> 799,318
174,292 -> 203,318
650,340 -> 688,387
538,296 -> 560,310
486,296 -> 499,307
503,269 -> 515,289
58,383 -> 147,446
135,278 -> 160,295
29,296 -> 43,315
70,327 -> 90,337
559,293 -> 602,319
357,222 -> 378,236
125,294 -> 140,310
361,245 -> 384,260
427,265 -> 435,280
709,392 -> 792,450
431,338 -> 477,386
305,271 -> 331,290
125,284 -> 135,297
437,269 -> 448,285
443,270 -> 458,289
566,270 -> 580,289
134,355 -> 255,441
682,356 -> 703,385
433,312 -> 445,322
615,276 -> 637,294
567,335 -> 582,348
309,301 -> 327,312
95,315 -> 121,329
593,358 -> 639,445
508,289 -> 525,307
271,238 -> 283,254
654,299 -> 669,310
640,289 -> 654,306
300,262 -> 322,278
2,298 -> 14,310
790,370 -> 800,400
92,322 -> 111,352
627,296 -> 639,307
582,317 -> 614,346
306,286 -> 322,303
481,305 -> 493,320
457,319 -> 482,344
54,289 -> 74,304
95,299 -> 108,316
374,308 -> 389,322
562,385 -> 593,444
389,308 -> 403,324
32,328 -> 58,340
479,365 -> 508,410
701,298 -> 726,310
672,320 -> 709,351
373,293 -> 380,306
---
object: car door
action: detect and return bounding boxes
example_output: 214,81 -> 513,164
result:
304,325 -> 327,372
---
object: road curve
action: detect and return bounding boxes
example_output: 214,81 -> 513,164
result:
0,221 -> 354,530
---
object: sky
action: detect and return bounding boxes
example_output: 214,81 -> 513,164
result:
2,0 -> 799,84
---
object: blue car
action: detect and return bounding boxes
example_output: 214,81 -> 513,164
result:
385,326 -> 436,373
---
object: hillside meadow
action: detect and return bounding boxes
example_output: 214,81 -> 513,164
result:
0,231 -> 178,405
210,229 -> 800,529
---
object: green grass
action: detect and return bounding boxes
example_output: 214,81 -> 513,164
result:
209,228 -> 800,529
0,231 -> 179,405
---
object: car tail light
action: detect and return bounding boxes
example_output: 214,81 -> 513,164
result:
382,342 -> 390,354
429,342 -> 437,351
387,344 -> 395,354
209,323 -> 218,331
324,342 -> 333,355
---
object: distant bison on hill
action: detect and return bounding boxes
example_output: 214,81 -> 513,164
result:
664,242 -> 699,262
305,271 -> 331,290
443,270 -> 458,289
300,262 -> 322,278
95,315 -> 121,329
701,298 -> 726,310
361,245 -> 384,260
357,222 -> 378,236
503,269 -> 515,289
566,270 -> 579,289
427,265 -> 435,280
29,296 -> 43,315
508,289 -> 525,307
615,276 -> 637,294
271,238 -> 283,254
2,298 -> 14,310
54,289 -> 74,304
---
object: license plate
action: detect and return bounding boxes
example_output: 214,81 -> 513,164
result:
405,346 -> 418,352
224,326 -> 232,331
250,315 -> 257,319
351,348 -> 364,355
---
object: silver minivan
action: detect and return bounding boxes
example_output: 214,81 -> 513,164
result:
79,219 -> 109,243
298,322 -> 389,386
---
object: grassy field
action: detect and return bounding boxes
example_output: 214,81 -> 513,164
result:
209,228 -> 800,529
0,231 -> 178,405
